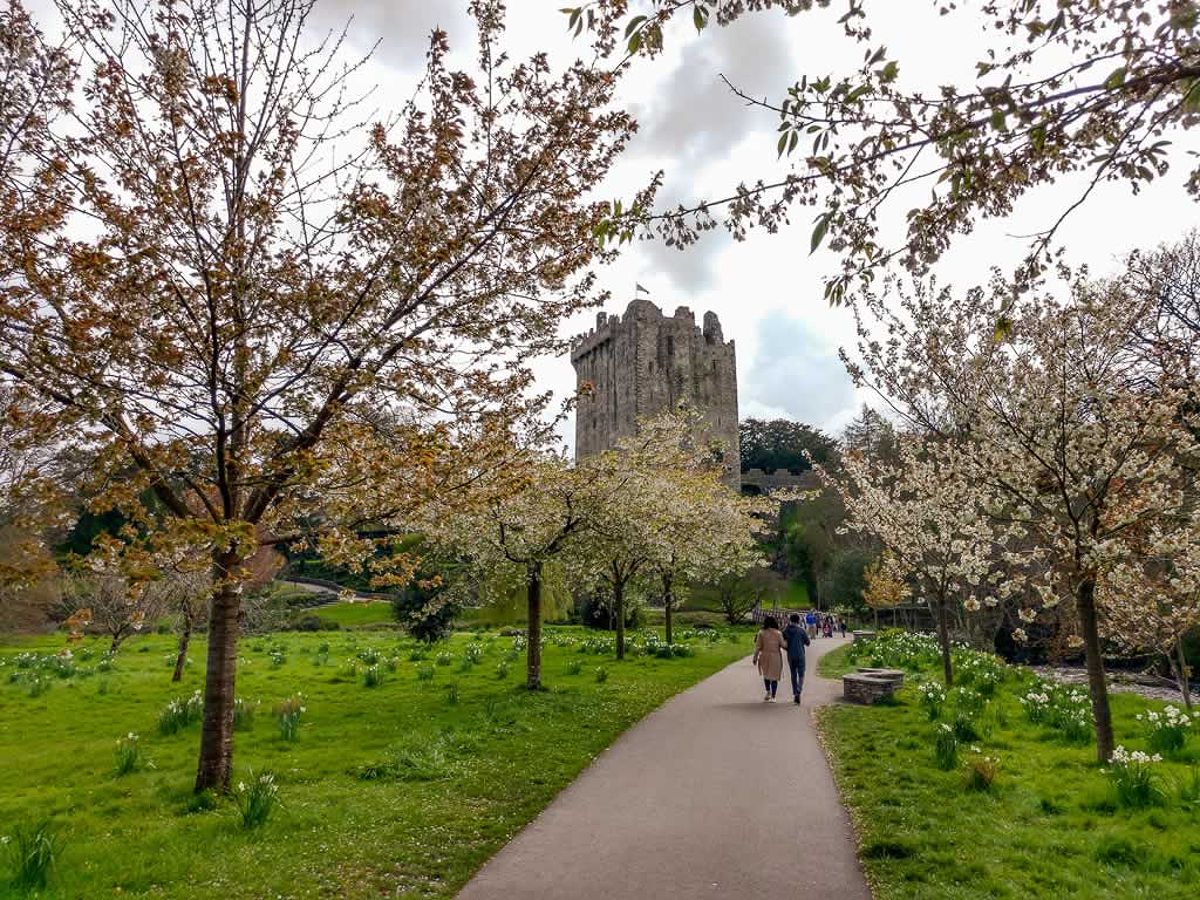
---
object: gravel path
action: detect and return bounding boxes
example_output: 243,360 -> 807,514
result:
456,637 -> 871,900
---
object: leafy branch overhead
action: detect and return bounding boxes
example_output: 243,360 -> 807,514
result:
567,0 -> 1200,301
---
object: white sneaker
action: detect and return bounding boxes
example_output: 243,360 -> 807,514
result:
769,696 -> 777,703
763,693 -> 771,702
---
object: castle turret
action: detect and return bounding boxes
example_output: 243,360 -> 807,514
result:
571,299 -> 740,489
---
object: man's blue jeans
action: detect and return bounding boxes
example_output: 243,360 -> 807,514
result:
788,658 -> 806,698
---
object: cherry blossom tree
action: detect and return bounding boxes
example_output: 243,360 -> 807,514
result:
586,414 -> 751,659
427,452 -> 610,690
1103,524 -> 1200,710
820,437 -> 994,685
850,274 -> 1200,760
0,0 -> 646,792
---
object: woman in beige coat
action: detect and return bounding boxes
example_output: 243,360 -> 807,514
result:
752,616 -> 786,702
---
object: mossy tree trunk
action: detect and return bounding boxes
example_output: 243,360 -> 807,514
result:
526,561 -> 544,690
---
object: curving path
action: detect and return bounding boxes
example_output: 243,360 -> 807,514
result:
456,636 -> 871,900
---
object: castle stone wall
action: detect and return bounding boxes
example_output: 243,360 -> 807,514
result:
570,299 -> 740,489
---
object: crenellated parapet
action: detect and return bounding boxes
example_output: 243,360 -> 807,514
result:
570,298 -> 740,489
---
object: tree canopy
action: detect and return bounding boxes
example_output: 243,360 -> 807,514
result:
739,417 -> 838,473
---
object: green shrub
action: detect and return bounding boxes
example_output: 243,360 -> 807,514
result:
595,667 -> 609,683
565,659 -> 583,676
392,574 -> 459,643
416,665 -> 435,682
362,664 -> 385,688
495,661 -> 510,679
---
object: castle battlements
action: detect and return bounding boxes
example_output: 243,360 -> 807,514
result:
570,298 -> 740,489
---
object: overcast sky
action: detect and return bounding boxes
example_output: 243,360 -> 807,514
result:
37,0 -> 1197,448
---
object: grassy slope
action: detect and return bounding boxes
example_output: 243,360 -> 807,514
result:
313,600 -> 395,627
816,644 -> 1200,899
0,628 -> 747,899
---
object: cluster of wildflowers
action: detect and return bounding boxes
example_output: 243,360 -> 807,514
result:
362,664 -> 385,688
463,644 -> 483,665
9,651 -> 78,680
1106,745 -> 1165,808
1019,679 -> 1091,741
233,698 -> 259,731
577,636 -> 617,655
849,630 -> 942,671
274,695 -> 306,741
234,770 -> 280,828
357,647 -> 381,665
918,682 -> 946,721
963,746 -> 1000,791
953,651 -> 1004,696
158,690 -> 203,735
933,722 -> 959,770
633,631 -> 694,658
1137,705 -> 1198,754
113,732 -> 150,775
511,634 -> 528,653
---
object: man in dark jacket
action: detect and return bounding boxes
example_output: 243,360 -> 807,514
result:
782,613 -> 811,704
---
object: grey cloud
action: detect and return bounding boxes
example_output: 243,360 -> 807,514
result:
635,12 -> 794,163
637,184 -> 732,293
746,311 -> 855,429
313,0 -> 472,70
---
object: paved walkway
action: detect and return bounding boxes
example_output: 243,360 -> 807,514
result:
457,636 -> 871,900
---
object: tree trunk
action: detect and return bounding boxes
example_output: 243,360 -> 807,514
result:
934,596 -> 954,687
663,575 -> 674,646
172,618 -> 192,683
614,578 -> 626,661
1076,577 -> 1114,762
526,563 -> 543,691
873,608 -> 878,629
1173,634 -> 1193,712
194,551 -> 242,793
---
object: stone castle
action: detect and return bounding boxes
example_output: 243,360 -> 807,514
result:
570,298 -> 741,489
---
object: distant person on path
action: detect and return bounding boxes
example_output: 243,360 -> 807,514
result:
782,613 -> 811,704
805,610 -> 818,639
753,616 -> 786,702
839,619 -> 847,638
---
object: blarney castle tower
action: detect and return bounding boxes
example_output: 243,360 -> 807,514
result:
570,298 -> 740,490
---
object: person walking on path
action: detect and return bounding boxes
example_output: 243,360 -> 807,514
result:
781,613 -> 811,704
752,615 -> 786,702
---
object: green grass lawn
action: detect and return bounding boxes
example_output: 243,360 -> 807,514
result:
817,642 -> 1200,899
0,627 -> 747,898
313,600 -> 395,627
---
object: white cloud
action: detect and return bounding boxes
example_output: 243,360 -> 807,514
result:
744,311 -> 857,432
